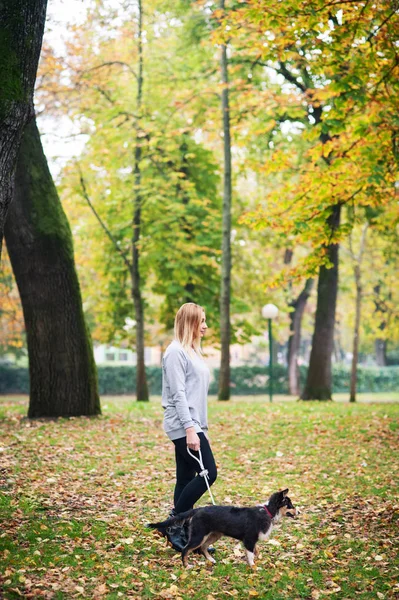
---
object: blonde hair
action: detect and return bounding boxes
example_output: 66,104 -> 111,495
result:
174,303 -> 204,355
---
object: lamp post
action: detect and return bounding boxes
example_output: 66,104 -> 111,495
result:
262,304 -> 279,403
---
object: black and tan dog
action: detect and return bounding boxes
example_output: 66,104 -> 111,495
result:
149,489 -> 296,567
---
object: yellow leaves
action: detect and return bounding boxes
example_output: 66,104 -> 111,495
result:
75,586 -> 85,595
159,584 -> 180,598
120,537 -> 135,544
94,583 -> 108,596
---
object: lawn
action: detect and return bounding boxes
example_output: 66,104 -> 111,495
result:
0,394 -> 398,599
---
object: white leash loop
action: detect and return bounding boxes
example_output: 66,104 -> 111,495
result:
187,447 -> 216,506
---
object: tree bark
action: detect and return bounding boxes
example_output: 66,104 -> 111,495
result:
375,339 -> 387,366
349,265 -> 362,402
4,117 -> 100,417
287,278 -> 314,396
349,225 -> 367,403
132,0 -> 149,401
373,284 -> 388,366
0,0 -> 48,258
218,0 -> 232,401
301,205 -> 341,400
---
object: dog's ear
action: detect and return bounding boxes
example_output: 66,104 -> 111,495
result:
281,488 -> 289,497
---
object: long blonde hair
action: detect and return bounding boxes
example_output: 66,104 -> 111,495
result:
174,303 -> 204,355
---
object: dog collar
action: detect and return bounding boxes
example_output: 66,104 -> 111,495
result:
262,505 -> 273,519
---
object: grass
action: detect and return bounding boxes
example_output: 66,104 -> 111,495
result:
0,394 -> 398,599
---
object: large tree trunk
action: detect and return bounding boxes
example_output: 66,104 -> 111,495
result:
301,205 -> 341,400
287,278 -> 314,395
132,0 -> 149,401
218,0 -> 232,401
4,117 -> 100,417
0,0 -> 48,258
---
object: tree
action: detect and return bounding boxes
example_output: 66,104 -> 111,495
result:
287,278 -> 314,396
0,0 -> 48,259
218,0 -> 233,400
4,116 -> 100,418
348,224 -> 368,403
40,0 -> 222,380
130,0 -> 149,401
225,0 -> 399,399
0,246 -> 25,356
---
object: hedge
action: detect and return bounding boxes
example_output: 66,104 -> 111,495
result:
1,363 -> 399,395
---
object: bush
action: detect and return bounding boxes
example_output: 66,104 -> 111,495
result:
97,366 -> 162,395
209,364 -> 289,395
1,363 -> 399,396
0,364 -> 30,394
332,365 -> 399,393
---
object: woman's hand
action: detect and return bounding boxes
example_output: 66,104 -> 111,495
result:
186,427 -> 200,451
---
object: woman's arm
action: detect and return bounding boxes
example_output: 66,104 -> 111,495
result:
164,348 -> 195,430
185,426 -> 200,451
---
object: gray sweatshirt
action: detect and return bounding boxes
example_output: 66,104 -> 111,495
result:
162,340 -> 210,440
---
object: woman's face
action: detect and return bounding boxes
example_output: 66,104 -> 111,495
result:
199,311 -> 208,338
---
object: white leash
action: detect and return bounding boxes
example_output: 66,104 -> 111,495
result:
187,447 -> 216,506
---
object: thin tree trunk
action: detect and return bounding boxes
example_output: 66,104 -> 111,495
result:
178,139 -> 196,303
218,0 -> 232,401
375,339 -> 387,366
132,0 -> 149,401
301,205 -> 341,400
4,117 -> 100,417
349,224 -> 367,403
0,0 -> 48,257
374,284 -> 388,366
350,265 -> 362,402
287,278 -> 314,395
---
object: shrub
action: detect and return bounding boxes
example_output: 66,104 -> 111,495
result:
0,365 -> 30,394
1,363 -> 399,396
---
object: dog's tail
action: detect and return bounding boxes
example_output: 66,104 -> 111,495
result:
147,508 -> 196,530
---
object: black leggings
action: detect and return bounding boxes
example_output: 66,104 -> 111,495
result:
172,432 -> 217,513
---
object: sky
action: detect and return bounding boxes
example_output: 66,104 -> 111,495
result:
38,0 -> 90,179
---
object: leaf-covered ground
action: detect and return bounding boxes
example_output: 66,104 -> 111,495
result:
0,395 -> 398,599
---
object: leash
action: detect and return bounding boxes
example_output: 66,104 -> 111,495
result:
187,447 -> 216,506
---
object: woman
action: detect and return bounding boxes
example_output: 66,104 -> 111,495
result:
161,302 -> 217,551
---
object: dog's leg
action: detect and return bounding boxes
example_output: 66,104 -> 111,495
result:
245,549 -> 255,568
243,537 -> 258,569
182,532 -> 207,568
201,533 -> 221,564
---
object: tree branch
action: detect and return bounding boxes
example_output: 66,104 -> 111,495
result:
277,62 -> 308,93
77,167 -> 132,272
366,9 -> 397,44
92,85 -> 115,105
165,91 -> 221,126
81,61 -> 138,80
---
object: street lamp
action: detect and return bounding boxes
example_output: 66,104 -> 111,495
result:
262,304 -> 279,403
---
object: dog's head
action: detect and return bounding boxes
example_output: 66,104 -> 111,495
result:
268,488 -> 296,520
